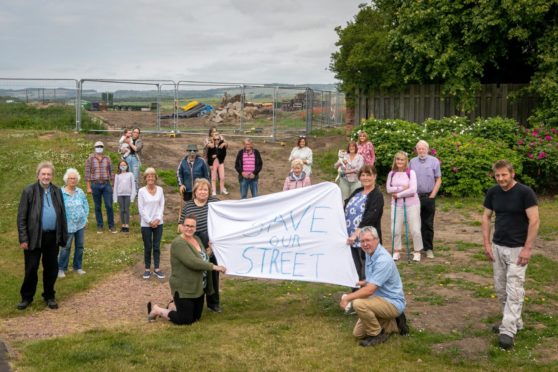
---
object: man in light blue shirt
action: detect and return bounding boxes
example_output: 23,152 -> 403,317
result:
340,226 -> 408,347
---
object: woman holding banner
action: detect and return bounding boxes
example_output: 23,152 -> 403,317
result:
147,214 -> 226,325
345,165 -> 384,281
178,178 -> 221,312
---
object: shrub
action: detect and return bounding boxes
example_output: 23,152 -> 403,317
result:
470,117 -> 520,148
423,116 -> 472,137
515,126 -> 558,192
431,135 -> 524,196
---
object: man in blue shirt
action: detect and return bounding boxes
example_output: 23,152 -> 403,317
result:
17,161 -> 67,310
340,226 -> 408,346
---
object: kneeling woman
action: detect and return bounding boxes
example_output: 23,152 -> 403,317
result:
147,215 -> 226,325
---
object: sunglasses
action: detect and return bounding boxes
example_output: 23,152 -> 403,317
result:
188,150 -> 198,153
298,135 -> 307,138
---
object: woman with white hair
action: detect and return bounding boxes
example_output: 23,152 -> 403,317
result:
58,168 -> 89,278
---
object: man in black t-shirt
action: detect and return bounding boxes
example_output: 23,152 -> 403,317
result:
481,160 -> 539,350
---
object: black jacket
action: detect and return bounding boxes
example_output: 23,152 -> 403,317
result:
17,181 -> 68,250
235,149 -> 263,179
345,186 -> 384,244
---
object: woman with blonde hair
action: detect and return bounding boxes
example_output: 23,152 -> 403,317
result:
357,131 -> 376,166
283,159 -> 311,191
386,151 -> 423,262
138,167 -> 165,279
178,178 -> 221,312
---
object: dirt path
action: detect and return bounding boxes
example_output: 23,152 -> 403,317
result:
2,133 -> 556,364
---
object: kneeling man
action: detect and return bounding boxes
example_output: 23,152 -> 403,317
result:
340,226 -> 408,346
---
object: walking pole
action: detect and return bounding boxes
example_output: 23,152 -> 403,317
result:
391,198 -> 397,257
402,198 -> 411,263
177,188 -> 185,234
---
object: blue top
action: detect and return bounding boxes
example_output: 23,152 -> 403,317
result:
409,155 -> 441,194
345,191 -> 367,248
62,187 -> 89,233
364,243 -> 406,314
41,186 -> 57,231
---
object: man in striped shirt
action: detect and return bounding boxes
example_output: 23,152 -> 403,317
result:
234,139 -> 263,199
85,141 -> 116,233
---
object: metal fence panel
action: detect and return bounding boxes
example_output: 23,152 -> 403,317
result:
0,78 -> 79,130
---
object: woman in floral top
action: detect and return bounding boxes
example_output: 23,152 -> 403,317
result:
58,168 -> 89,277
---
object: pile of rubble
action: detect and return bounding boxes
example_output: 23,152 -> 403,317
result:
207,102 -> 259,123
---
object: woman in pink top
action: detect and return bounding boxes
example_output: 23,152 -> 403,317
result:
386,151 -> 423,262
357,131 -> 376,166
283,159 -> 311,191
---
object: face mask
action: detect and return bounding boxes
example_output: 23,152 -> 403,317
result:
120,165 -> 128,171
95,147 -> 104,154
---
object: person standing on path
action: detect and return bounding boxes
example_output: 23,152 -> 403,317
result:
58,168 -> 89,278
177,144 -> 210,202
17,161 -> 68,310
235,138 -> 263,199
482,159 -> 539,350
409,140 -> 441,258
85,141 -> 116,233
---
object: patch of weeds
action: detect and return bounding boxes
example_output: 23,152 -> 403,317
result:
468,220 -> 481,227
455,241 -> 482,251
473,285 -> 496,298
157,169 -> 178,187
414,293 -> 446,305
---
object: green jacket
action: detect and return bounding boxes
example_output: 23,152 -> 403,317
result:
169,235 -> 215,299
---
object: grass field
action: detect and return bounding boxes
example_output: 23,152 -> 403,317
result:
1,124 -> 557,371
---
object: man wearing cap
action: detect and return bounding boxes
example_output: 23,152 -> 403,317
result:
177,144 -> 210,202
409,140 -> 442,258
85,141 -> 116,233
235,138 -> 263,199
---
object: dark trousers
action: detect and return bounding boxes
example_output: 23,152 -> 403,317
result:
141,225 -> 163,270
351,247 -> 365,292
20,231 -> 59,301
182,191 -> 193,202
419,195 -> 436,251
207,254 -> 220,307
168,292 -> 205,325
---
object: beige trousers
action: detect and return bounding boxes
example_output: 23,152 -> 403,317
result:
492,243 -> 527,337
352,296 -> 400,338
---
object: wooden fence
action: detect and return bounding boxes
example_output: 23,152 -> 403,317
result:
355,84 -> 538,125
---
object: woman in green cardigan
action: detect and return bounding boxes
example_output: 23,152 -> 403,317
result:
147,215 -> 226,324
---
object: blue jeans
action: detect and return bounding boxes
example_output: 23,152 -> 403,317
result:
239,177 -> 258,199
91,182 -> 114,229
125,154 -> 141,189
58,227 -> 85,271
142,225 -> 163,270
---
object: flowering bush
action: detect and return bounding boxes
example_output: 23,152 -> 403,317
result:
516,126 -> 558,191
431,135 -> 524,196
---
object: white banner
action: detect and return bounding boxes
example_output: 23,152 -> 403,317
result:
208,182 -> 358,287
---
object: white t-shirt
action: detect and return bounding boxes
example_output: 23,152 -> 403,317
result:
138,186 -> 165,227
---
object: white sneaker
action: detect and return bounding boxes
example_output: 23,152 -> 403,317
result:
221,189 -> 229,195
58,270 -> 66,278
393,251 -> 400,261
426,250 -> 435,259
212,191 -> 217,196
74,269 -> 86,275
413,253 -> 421,262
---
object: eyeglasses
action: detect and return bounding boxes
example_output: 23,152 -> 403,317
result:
396,158 -> 406,161
184,224 -> 196,228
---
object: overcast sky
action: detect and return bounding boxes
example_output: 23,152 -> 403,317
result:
0,0 -> 363,85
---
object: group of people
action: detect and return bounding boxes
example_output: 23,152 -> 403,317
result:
15,128 -> 539,351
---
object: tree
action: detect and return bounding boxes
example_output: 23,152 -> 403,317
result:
332,0 -> 558,123
330,3 -> 402,106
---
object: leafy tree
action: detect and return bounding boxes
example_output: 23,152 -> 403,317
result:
332,0 -> 558,123
330,3 -> 402,106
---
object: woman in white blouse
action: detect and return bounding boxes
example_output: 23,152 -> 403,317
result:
138,167 -> 165,280
288,136 -> 313,176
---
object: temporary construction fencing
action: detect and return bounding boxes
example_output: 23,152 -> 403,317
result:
0,77 -> 345,140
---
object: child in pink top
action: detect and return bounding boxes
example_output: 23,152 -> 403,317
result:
386,151 -> 423,262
